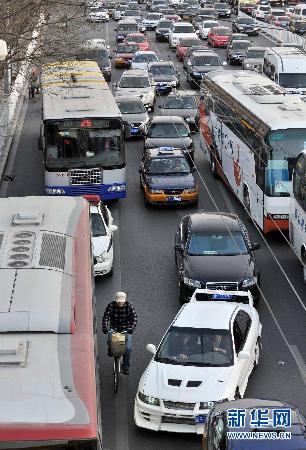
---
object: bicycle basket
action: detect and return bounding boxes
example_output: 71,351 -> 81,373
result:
110,333 -> 126,356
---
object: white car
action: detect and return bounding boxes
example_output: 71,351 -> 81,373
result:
252,4 -> 271,20
168,22 -> 198,49
134,289 -> 262,434
143,13 -> 164,30
88,196 -> 118,276
87,8 -> 110,22
198,20 -> 220,39
131,51 -> 159,70
114,5 -> 128,20
114,69 -> 156,111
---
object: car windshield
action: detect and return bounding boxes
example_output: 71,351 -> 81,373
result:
260,5 -> 270,10
216,3 -> 228,8
118,101 -> 145,114
156,327 -> 233,367
201,9 -> 215,14
204,21 -> 219,27
147,13 -> 161,19
174,25 -> 194,33
275,15 -> 290,21
158,21 -> 172,28
162,9 -> 176,14
134,53 -> 158,62
163,96 -> 196,109
117,45 -> 138,53
80,48 -> 109,60
246,49 -> 266,58
149,65 -> 175,75
215,28 -> 230,35
187,231 -> 248,256
148,122 -> 189,138
238,18 -> 254,24
180,38 -> 201,46
119,76 -> 150,87
194,55 -> 221,65
91,213 -> 107,237
148,157 -> 190,174
127,34 -> 146,42
232,42 -> 250,50
118,23 -> 138,31
232,34 -> 249,40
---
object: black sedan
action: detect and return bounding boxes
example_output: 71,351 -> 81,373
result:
226,39 -> 251,64
174,212 -> 260,303
232,17 -> 259,35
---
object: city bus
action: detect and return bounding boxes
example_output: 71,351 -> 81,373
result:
199,70 -> 306,233
40,60 -> 126,200
290,150 -> 306,283
0,196 -> 102,450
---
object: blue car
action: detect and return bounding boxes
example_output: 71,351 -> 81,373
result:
202,398 -> 306,449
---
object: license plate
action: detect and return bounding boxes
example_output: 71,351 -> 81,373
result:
195,415 -> 207,424
168,196 -> 182,202
131,127 -> 139,133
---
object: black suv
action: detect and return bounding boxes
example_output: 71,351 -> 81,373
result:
174,212 -> 260,304
226,39 -> 251,64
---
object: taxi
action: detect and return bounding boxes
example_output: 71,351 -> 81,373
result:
139,147 -> 198,206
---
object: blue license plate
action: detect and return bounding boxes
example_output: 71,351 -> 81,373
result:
195,415 -> 207,424
168,196 -> 182,202
131,127 -> 139,133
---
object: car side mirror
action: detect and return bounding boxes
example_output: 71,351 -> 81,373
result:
174,243 -> 184,251
251,242 -> 260,251
110,224 -> 118,232
238,350 -> 250,360
109,55 -> 113,59
114,28 -> 118,31
146,344 -> 157,354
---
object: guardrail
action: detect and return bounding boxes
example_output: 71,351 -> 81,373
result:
239,11 -> 306,49
0,14 -> 45,180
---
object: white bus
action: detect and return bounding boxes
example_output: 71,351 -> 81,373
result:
40,60 -> 126,200
0,196 -> 102,449
290,150 -> 306,282
199,70 -> 306,233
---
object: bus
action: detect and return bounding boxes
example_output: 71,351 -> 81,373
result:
0,196 -> 102,450
40,60 -> 126,200
290,150 -> 306,283
199,69 -> 306,233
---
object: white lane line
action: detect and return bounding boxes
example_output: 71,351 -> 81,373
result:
289,345 -> 306,386
108,203 -> 130,450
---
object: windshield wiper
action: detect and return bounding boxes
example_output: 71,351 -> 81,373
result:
164,171 -> 190,175
156,357 -> 180,364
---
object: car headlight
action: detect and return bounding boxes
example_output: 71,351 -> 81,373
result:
192,71 -> 200,76
108,185 -> 126,192
253,27 -> 259,30
138,392 -> 160,406
242,276 -> 256,288
199,401 -> 215,409
170,80 -> 177,86
150,189 -> 163,194
244,63 -> 253,69
183,276 -> 201,288
185,187 -> 197,193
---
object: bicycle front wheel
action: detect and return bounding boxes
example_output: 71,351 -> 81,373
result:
113,356 -> 120,393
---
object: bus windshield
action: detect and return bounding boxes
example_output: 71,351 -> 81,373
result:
45,121 -> 124,169
279,73 -> 306,89
266,129 -> 306,196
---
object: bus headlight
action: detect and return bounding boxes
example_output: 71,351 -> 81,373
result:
108,185 -> 126,192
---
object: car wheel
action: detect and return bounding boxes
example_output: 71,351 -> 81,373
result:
254,338 -> 261,369
234,387 -> 241,400
106,267 -> 113,277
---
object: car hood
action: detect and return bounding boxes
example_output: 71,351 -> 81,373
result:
145,137 -> 192,148
147,173 -> 195,189
141,361 -> 234,402
152,75 -> 177,82
184,254 -> 252,282
92,235 -> 110,257
116,87 -> 153,96
160,107 -> 197,118
192,65 -> 224,72
121,112 -> 148,123
172,32 -> 198,39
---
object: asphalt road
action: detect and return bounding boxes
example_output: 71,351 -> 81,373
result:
2,8 -> 306,450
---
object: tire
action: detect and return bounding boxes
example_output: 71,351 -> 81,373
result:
144,195 -> 150,207
254,338 -> 261,369
113,356 -> 120,393
210,154 -> 218,179
234,387 -> 241,400
107,267 -> 113,277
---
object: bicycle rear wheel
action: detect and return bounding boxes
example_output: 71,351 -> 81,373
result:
113,356 -> 120,393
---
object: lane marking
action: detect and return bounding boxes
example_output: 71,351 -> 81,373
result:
289,345 -> 306,386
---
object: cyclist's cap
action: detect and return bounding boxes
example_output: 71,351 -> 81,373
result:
115,292 -> 127,303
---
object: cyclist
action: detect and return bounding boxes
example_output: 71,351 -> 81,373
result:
102,292 -> 137,375
30,67 -> 39,100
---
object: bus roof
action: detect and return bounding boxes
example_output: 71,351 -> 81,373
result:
0,197 -> 98,443
203,70 -> 306,131
41,60 -> 121,121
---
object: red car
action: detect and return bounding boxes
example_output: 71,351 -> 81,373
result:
164,13 -> 181,22
176,36 -> 202,61
125,33 -> 150,51
207,26 -> 231,47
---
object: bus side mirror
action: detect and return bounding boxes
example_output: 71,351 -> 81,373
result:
251,242 -> 260,251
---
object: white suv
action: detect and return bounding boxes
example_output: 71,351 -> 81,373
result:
168,22 -> 198,48
114,69 -> 156,111
252,4 -> 271,20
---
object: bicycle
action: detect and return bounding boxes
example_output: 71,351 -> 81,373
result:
109,330 -> 127,393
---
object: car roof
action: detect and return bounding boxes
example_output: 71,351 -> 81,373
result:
121,69 -> 149,77
212,26 -> 230,30
146,148 -> 187,157
193,50 -> 216,56
149,61 -> 175,67
232,39 -> 251,44
189,212 -> 241,233
174,302 -> 238,329
151,115 -> 187,123
135,50 -> 156,55
126,32 -> 144,36
166,90 -> 197,97
247,46 -> 267,50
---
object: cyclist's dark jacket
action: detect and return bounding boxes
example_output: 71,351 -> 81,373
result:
102,301 -> 137,333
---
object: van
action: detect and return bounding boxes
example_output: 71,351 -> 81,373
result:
293,3 -> 306,17
115,18 -> 139,42
262,46 -> 306,94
